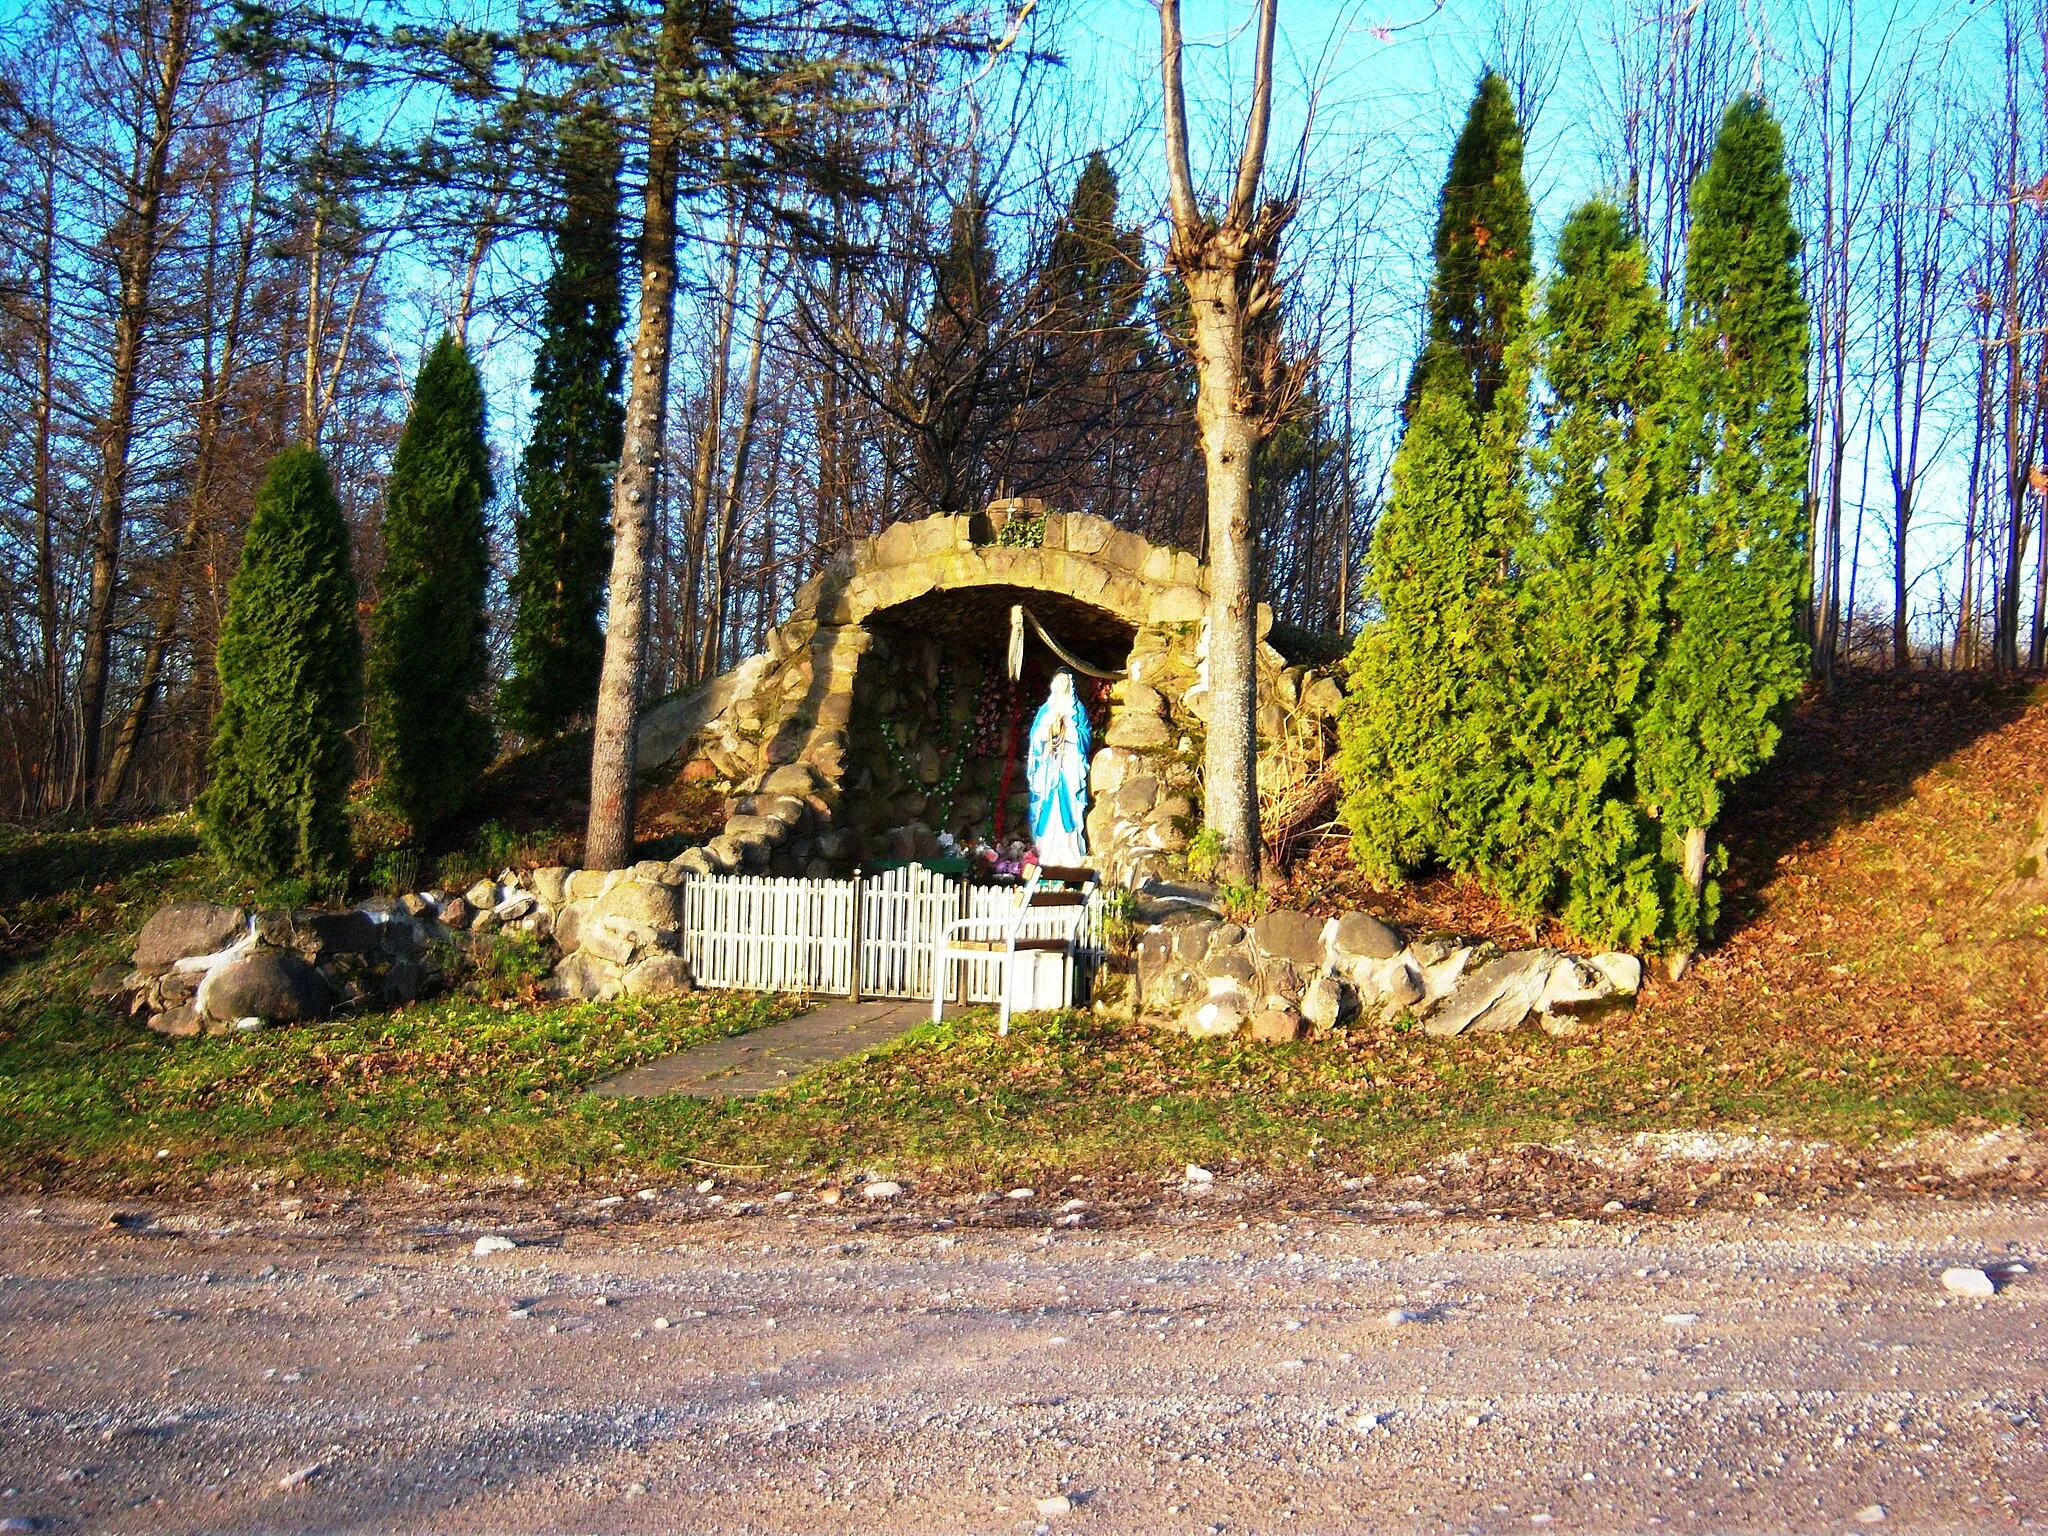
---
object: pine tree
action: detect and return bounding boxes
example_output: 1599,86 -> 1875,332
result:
1638,95 -> 1812,949
1340,73 -> 1533,883
503,106 -> 625,742
367,333 -> 496,834
1404,71 -> 1534,420
1491,199 -> 1671,945
198,447 -> 363,886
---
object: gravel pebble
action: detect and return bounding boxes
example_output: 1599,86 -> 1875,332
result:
1940,1266 -> 1996,1298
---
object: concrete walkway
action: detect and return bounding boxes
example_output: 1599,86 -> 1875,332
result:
589,998 -> 954,1100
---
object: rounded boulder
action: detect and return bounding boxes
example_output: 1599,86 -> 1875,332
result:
133,903 -> 248,973
200,950 -> 330,1024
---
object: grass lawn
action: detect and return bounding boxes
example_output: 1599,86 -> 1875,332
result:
1,675 -> 2043,1199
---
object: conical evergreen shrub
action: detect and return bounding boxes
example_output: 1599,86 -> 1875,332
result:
1404,70 -> 1533,419
1338,381 -> 1508,880
1638,94 -> 1812,947
367,333 -> 496,833
1491,199 -> 1671,945
504,105 -> 625,741
199,446 -> 363,886
1340,72 -> 1533,884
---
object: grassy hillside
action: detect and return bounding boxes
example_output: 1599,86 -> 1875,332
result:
0,674 -> 2042,1198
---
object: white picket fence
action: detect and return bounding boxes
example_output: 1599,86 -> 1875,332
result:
677,863 -> 1102,1004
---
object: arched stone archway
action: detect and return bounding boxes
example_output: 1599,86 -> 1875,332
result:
642,509 -> 1341,884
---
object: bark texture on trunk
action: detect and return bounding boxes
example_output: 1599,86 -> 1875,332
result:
100,102 -> 267,808
1158,0 -> 1287,886
584,0 -> 691,870
699,257 -> 772,680
76,0 -> 194,805
1182,262 -> 1263,885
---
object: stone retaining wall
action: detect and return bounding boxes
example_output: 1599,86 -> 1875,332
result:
1134,899 -> 1641,1043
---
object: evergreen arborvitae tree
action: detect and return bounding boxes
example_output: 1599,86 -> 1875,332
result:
1340,73 -> 1533,883
503,105 -> 625,741
1047,151 -> 1146,339
1491,199 -> 1671,944
199,447 -> 363,886
367,333 -> 496,833
1638,95 -> 1812,949
1404,70 -> 1534,419
1338,383 -> 1505,878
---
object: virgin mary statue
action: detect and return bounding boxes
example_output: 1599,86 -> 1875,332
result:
1027,670 -> 1091,867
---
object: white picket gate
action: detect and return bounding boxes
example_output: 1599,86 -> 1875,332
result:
678,863 -> 1101,1005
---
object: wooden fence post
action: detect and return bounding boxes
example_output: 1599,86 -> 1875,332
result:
848,870 -> 864,1003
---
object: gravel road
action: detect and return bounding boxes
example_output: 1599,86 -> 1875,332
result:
0,1191 -> 2041,1534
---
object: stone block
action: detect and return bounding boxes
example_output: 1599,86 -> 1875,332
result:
552,951 -> 622,1002
1151,585 -> 1208,623
292,909 -> 379,957
725,813 -> 788,845
1064,514 -> 1115,555
913,514 -> 964,556
1115,679 -> 1166,716
1137,913 -> 1219,1008
1328,910 -> 1404,964
1251,909 -> 1324,967
1116,776 -> 1160,817
622,954 -> 694,999
1536,953 -> 1641,1033
382,955 -> 423,1007
670,848 -> 718,878
1425,950 -> 1559,1038
594,879 -> 682,929
1300,675 -> 1345,718
1101,530 -> 1149,572
874,520 -> 920,567
1105,712 -> 1172,750
579,923 -> 638,967
529,866 -> 572,907
1182,992 -> 1248,1038
554,899 -> 593,953
133,904 -> 248,973
566,869 -> 611,901
762,763 -> 821,797
1301,974 -> 1352,1030
1248,1008 -> 1304,1043
1203,949 -> 1257,986
1139,544 -> 1183,584
148,1005 -> 205,1038
199,950 -> 330,1024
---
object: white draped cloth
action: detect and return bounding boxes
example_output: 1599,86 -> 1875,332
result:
1027,671 -> 1090,867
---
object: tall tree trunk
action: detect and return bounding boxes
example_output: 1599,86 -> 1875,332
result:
1159,0 -> 1283,886
699,253 -> 772,681
31,124 -> 61,814
99,96 -> 268,807
75,0 -> 195,806
584,0 -> 692,870
1995,112 -> 2026,670
679,198 -> 743,686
